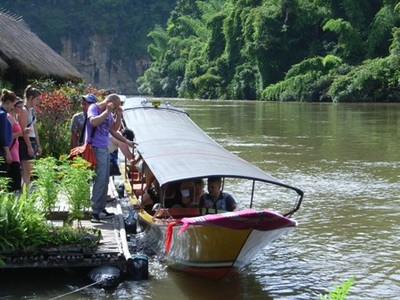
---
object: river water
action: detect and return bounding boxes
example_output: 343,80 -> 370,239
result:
1,100 -> 399,299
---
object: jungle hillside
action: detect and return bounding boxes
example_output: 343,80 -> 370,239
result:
2,0 -> 400,102
139,0 -> 400,102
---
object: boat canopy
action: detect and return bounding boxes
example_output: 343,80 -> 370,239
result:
122,98 -> 303,197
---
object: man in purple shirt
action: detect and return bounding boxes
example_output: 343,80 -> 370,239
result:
86,93 -> 134,223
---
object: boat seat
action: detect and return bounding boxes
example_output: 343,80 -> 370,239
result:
132,183 -> 145,197
129,170 -> 142,184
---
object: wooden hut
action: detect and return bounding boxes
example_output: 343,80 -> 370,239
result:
0,10 -> 83,92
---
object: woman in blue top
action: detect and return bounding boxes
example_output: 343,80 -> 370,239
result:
0,89 -> 17,176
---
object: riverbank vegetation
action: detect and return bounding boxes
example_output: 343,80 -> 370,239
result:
138,0 -> 400,102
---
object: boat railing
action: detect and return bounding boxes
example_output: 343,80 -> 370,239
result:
152,207 -> 230,220
153,207 -> 199,219
283,192 -> 304,217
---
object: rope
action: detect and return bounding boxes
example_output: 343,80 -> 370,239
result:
48,279 -> 105,300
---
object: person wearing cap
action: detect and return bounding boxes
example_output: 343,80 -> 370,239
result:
70,93 -> 97,149
86,93 -> 136,223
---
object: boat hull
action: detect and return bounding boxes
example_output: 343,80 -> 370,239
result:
137,209 -> 296,280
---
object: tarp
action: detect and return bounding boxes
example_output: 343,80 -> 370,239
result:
122,98 -> 303,196
179,209 -> 297,233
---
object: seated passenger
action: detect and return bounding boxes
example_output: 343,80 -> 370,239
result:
142,181 -> 181,208
180,180 -> 195,207
141,176 -> 159,207
200,177 -> 237,211
164,181 -> 182,208
193,179 -> 205,207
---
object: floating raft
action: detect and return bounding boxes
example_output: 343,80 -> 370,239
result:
0,180 -> 134,272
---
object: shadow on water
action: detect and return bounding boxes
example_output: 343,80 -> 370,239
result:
0,268 -> 94,299
164,268 -> 273,300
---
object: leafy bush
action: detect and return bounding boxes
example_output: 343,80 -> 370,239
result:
30,156 -> 62,215
0,156 -> 95,264
262,56 -> 341,102
318,277 -> 354,300
0,188 -> 50,255
59,156 -> 94,224
0,79 -> 13,91
192,73 -> 223,99
328,57 -> 400,102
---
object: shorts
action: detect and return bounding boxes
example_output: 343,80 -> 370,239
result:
19,138 -> 36,160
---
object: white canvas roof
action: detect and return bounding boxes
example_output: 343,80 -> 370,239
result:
122,98 -> 303,196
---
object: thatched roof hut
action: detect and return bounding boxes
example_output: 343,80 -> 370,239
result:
0,11 -> 83,91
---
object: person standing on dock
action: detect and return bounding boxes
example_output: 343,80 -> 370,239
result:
70,93 -> 98,149
86,94 -> 134,223
0,89 -> 17,181
18,85 -> 42,189
7,97 -> 26,193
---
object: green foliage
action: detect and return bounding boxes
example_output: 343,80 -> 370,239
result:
285,57 -> 326,79
192,73 -> 223,99
328,56 -> 400,102
322,55 -> 343,69
0,156 -> 96,264
31,156 -> 62,215
137,67 -> 165,96
139,0 -> 233,98
147,26 -> 169,62
138,0 -> 400,101
0,188 -> 49,253
207,13 -> 227,61
30,156 -> 94,223
328,27 -> 400,103
367,3 -> 398,58
227,63 -> 259,100
262,71 -> 330,102
322,18 -> 365,64
262,56 -> 339,102
318,277 -> 354,300
389,27 -> 400,57
0,79 -> 13,91
59,156 -> 94,224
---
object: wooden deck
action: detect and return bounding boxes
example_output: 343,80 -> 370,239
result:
0,179 -> 134,271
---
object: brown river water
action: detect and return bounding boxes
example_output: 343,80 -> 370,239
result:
1,100 -> 399,299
